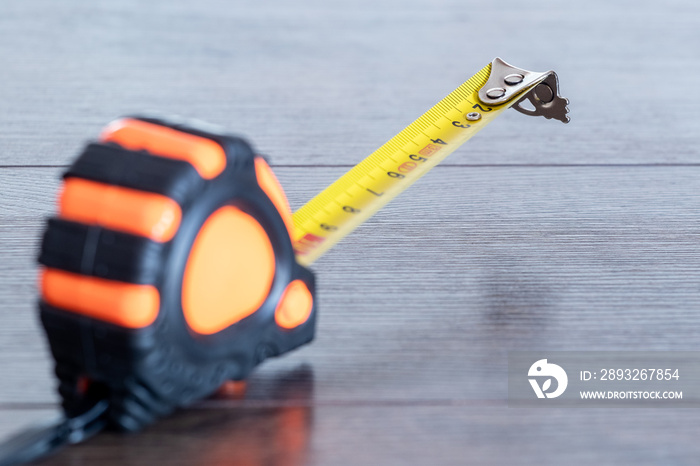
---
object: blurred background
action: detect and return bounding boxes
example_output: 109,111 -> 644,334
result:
2,0 -> 697,166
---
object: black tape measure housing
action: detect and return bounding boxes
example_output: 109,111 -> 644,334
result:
38,117 -> 317,431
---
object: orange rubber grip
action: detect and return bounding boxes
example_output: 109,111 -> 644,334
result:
254,157 -> 294,237
182,206 -> 276,335
275,280 -> 313,329
101,118 -> 227,179
59,178 -> 182,242
41,268 -> 160,328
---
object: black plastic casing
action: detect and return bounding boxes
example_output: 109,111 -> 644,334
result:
38,117 -> 316,431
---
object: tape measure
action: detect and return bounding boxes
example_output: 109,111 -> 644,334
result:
0,58 -> 568,466
38,116 -> 317,428
292,58 -> 569,264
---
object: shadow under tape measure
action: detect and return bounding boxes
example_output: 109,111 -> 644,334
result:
40,365 -> 315,466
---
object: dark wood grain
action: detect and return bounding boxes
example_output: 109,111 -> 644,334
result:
1,166 -> 699,406
2,406 -> 700,466
1,0 -> 699,166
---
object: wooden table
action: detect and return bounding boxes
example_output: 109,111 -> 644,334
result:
1,1 -> 699,464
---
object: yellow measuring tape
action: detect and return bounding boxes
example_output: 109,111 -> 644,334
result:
292,58 -> 569,265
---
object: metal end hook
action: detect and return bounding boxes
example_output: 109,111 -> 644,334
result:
512,73 -> 570,124
478,58 -> 570,124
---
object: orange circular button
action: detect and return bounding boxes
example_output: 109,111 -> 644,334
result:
275,280 -> 313,329
182,206 -> 275,335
